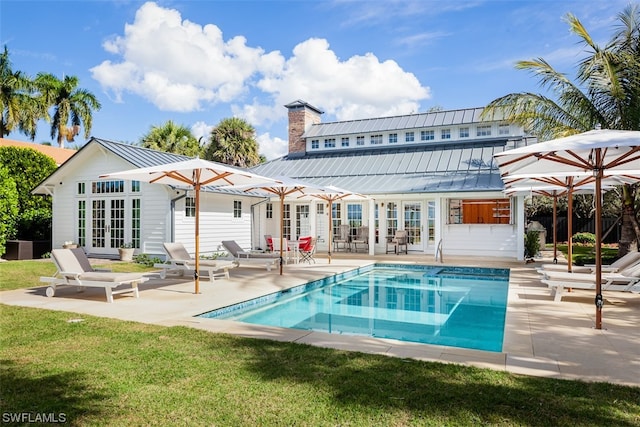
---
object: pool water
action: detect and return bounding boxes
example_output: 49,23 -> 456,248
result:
198,264 -> 510,352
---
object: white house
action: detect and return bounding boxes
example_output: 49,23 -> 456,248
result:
250,100 -> 535,260
34,101 -> 533,261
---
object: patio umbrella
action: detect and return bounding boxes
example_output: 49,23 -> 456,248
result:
100,158 -> 282,294
296,185 -> 369,264
219,177 -> 332,275
494,129 -> 640,329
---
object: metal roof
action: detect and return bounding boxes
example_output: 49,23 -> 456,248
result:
303,107 -> 498,139
251,139 -> 513,194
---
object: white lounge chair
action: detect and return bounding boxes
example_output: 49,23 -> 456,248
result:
540,263 -> 640,302
537,251 -> 640,274
154,242 -> 238,281
221,240 -> 280,271
40,248 -> 148,303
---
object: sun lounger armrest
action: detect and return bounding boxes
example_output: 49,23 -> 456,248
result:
60,271 -> 83,279
236,251 -> 252,259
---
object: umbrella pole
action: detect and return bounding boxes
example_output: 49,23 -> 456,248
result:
553,193 -> 558,263
595,161 -> 603,330
279,196 -> 284,275
567,186 -> 573,273
194,182 -> 200,294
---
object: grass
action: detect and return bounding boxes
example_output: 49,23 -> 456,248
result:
551,244 -> 619,265
1,260 -> 639,426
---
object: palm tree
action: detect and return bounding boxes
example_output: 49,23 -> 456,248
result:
203,117 -> 261,167
0,46 -> 42,139
482,4 -> 640,255
35,73 -> 101,148
140,120 -> 201,157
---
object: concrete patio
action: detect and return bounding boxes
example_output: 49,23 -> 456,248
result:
1,251 -> 638,387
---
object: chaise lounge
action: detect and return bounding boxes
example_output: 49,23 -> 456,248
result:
40,248 -> 148,303
154,242 -> 238,281
221,240 -> 280,271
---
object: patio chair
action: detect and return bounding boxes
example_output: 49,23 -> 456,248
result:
540,262 -> 640,302
537,251 -> 640,274
40,248 -> 148,303
154,242 -> 238,281
351,226 -> 369,253
264,234 -> 273,252
333,224 -> 351,252
386,230 -> 408,254
221,240 -> 280,271
299,237 -> 317,264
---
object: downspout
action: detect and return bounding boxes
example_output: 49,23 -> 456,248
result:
170,189 -> 187,243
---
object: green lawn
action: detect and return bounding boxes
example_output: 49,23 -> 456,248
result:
1,261 -> 639,426
551,244 -> 619,265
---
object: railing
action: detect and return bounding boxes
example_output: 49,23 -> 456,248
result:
436,239 -> 444,263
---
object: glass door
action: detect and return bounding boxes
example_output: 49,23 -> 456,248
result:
88,198 -> 126,254
403,202 -> 422,251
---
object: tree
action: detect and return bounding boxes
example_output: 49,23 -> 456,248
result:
0,46 -> 42,139
0,146 -> 57,241
482,4 -> 640,255
203,117 -> 261,167
140,120 -> 201,157
35,73 -> 101,148
0,165 -> 19,257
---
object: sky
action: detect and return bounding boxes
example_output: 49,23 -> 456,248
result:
0,0 -> 632,160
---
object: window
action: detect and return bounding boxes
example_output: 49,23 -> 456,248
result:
356,136 -> 365,146
185,197 -> 196,217
441,129 -> 451,139
448,199 -> 511,224
266,202 -> 273,219
77,182 -> 85,195
477,125 -> 492,136
341,137 -> 350,147
283,204 -> 291,239
388,133 -> 398,143
459,127 -> 469,138
405,131 -> 415,142
296,205 -> 310,237
324,138 -> 336,148
499,123 -> 510,135
131,180 -> 141,192
77,200 -> 86,247
92,180 -> 124,194
311,139 -> 319,149
347,203 -> 363,238
370,134 -> 383,145
332,202 -> 342,239
386,202 -> 398,239
233,200 -> 242,218
131,198 -> 141,248
421,130 -> 434,141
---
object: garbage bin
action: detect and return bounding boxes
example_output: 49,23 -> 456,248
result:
527,221 -> 547,255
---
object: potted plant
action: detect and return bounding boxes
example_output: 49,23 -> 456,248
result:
118,242 -> 135,261
62,241 -> 77,249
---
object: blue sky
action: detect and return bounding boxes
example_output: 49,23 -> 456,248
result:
1,0 -> 630,159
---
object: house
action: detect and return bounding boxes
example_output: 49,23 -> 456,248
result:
0,138 -> 76,165
33,138 -> 266,259
249,100 -> 535,260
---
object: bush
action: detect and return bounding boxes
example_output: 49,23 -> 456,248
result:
524,230 -> 541,259
572,232 -> 596,244
133,253 -> 162,267
0,166 -> 19,257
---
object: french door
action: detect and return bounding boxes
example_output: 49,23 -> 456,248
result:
403,202 -> 422,251
88,198 -> 126,254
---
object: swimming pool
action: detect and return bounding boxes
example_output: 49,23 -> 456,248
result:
198,264 -> 510,352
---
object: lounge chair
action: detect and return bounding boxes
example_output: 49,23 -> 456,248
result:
154,242 -> 238,281
299,237 -> 317,263
40,248 -> 148,303
351,226 -> 369,253
221,240 -> 280,271
540,263 -> 640,302
537,251 -> 640,274
386,230 -> 408,254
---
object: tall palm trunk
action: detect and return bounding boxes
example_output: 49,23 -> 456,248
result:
618,184 -> 640,255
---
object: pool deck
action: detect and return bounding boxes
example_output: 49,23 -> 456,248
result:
2,251 -> 639,387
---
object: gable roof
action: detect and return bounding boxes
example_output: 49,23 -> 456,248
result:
0,138 -> 76,165
252,139 -> 515,194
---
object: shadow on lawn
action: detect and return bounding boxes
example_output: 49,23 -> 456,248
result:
224,337 -> 640,426
0,359 -> 109,424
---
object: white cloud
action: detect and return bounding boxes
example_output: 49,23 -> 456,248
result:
191,121 -> 213,144
257,132 -> 288,161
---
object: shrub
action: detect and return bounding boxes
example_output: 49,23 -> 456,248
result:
572,232 -> 596,245
0,166 -> 19,257
133,253 -> 162,267
524,230 -> 541,259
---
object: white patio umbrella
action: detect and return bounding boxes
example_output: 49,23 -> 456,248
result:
495,129 -> 640,329
219,177 -> 332,275
296,185 -> 370,264
100,158 -> 282,294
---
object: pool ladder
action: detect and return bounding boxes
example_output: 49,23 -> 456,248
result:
436,239 -> 444,263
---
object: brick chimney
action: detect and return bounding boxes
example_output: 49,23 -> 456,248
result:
285,100 -> 323,157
